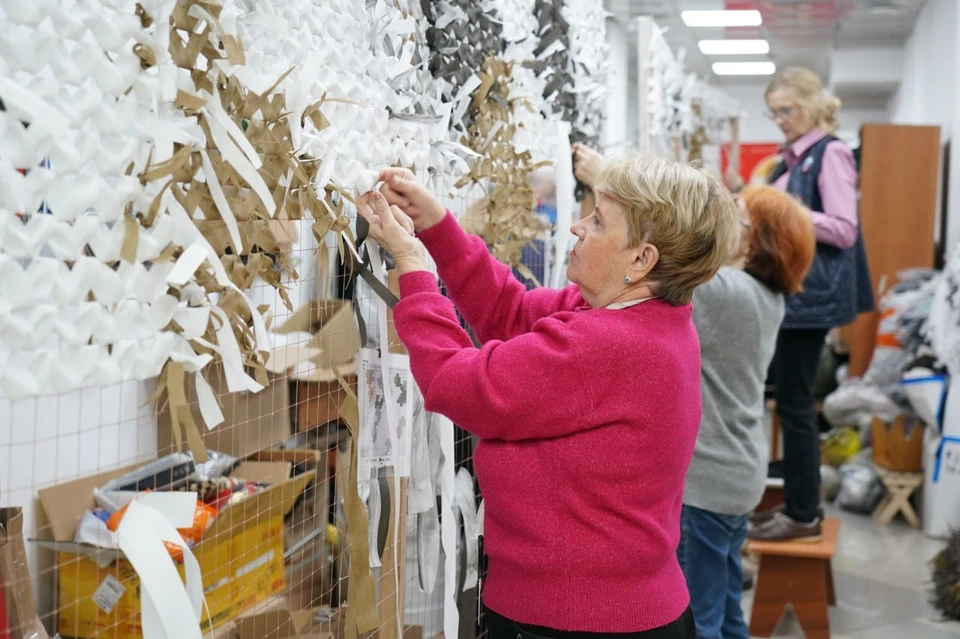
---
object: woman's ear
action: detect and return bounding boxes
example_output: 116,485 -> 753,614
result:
627,243 -> 659,282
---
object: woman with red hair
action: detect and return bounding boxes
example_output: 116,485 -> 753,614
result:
679,185 -> 816,639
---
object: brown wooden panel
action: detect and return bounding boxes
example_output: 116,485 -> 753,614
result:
843,124 -> 940,377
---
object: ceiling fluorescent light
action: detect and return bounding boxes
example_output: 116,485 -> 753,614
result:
712,61 -> 777,76
698,39 -> 770,55
681,10 -> 763,27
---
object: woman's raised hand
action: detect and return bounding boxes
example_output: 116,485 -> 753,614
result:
357,191 -> 427,275
378,168 -> 446,232
571,143 -> 605,190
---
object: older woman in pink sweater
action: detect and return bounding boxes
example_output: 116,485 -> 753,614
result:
358,156 -> 740,639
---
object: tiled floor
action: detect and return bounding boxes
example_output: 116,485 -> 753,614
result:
742,505 -> 960,638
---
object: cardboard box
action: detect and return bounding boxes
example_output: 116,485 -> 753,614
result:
293,378 -> 357,433
237,609 -> 331,639
157,363 -> 292,458
268,300 -> 360,383
320,611 -> 422,639
923,429 -> 960,538
36,465 -> 314,639
872,416 -> 925,472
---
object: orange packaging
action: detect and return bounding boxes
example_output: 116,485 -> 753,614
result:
106,495 -> 217,561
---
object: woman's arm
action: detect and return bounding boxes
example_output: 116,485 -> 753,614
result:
418,212 -> 583,343
378,168 -> 581,342
394,271 -> 594,441
813,141 -> 858,249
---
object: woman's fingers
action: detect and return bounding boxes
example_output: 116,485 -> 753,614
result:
378,168 -> 416,205
356,193 -> 381,231
379,167 -> 415,183
390,205 -> 416,236
379,183 -> 411,209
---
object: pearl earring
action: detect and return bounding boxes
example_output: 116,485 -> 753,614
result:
624,276 -> 632,284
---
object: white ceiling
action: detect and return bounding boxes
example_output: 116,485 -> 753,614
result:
606,0 -> 927,107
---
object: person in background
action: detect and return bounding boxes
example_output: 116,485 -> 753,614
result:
744,66 -> 873,542
681,185 -> 816,639
358,155 -> 741,639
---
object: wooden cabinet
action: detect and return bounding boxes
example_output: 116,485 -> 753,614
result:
841,124 -> 940,376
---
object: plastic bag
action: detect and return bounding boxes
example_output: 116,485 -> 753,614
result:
836,452 -> 884,514
823,380 -> 902,432
863,269 -> 939,389
823,427 -> 861,466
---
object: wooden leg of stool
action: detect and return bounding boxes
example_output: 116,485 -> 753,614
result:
872,491 -> 896,525
826,559 -> 836,607
900,493 -> 921,528
750,555 -> 831,639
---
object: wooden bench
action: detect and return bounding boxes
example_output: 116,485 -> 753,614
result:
748,518 -> 840,639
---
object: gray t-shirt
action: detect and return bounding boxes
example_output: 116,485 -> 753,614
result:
685,267 -> 785,516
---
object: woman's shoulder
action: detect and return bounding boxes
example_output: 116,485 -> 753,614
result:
823,138 -> 855,163
694,269 -> 784,317
696,267 -> 758,299
562,300 -> 697,356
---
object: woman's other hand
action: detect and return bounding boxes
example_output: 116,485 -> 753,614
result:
378,168 -> 446,232
724,166 -> 746,192
358,191 -> 428,275
572,143 -> 604,190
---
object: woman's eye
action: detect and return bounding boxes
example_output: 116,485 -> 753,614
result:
592,216 -> 601,226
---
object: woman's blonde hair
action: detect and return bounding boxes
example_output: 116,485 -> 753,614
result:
594,155 -> 740,306
765,66 -> 842,134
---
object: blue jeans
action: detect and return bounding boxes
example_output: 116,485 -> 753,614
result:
677,505 -> 750,639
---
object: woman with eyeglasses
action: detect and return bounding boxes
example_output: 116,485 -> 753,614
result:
730,67 -> 874,543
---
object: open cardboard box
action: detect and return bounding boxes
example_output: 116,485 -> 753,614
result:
36,453 -> 315,639
157,362 -> 292,458
320,610 -> 423,639
269,300 -> 360,432
237,609 -> 332,639
268,300 -> 360,383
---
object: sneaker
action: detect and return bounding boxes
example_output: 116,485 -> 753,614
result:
747,512 -> 822,543
749,504 -> 824,528
748,503 -> 784,527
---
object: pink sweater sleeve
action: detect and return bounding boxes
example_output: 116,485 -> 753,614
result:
417,212 -> 584,343
394,271 -> 595,441
813,141 -> 859,249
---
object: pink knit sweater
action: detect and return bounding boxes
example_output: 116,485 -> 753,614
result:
394,213 -> 701,632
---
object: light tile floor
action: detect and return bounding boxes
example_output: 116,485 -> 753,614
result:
741,504 -> 960,638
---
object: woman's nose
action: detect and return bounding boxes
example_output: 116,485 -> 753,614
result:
570,223 -> 584,239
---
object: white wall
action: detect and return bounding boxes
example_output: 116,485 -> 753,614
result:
836,108 -> 889,146
721,84 -> 781,143
887,0 -> 956,135
888,0 -> 957,249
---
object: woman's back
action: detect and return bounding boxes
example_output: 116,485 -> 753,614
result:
686,267 -> 785,516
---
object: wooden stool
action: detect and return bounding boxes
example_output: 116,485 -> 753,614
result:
872,468 -> 923,527
748,518 -> 840,639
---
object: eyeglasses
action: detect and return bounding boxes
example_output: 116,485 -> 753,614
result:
764,106 -> 795,120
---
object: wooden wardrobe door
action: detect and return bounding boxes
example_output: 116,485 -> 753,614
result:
841,124 -> 940,377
